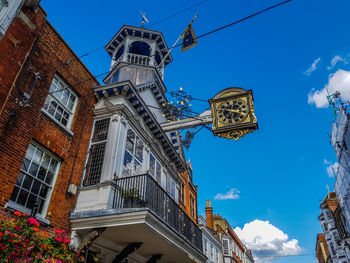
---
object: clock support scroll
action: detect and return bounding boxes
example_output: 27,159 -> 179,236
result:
160,87 -> 258,140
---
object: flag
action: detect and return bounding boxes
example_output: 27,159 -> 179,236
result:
181,16 -> 198,52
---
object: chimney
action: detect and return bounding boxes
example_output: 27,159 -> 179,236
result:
205,200 -> 214,230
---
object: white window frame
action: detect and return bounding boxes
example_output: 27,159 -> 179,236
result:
83,117 -> 111,186
149,152 -> 162,183
0,0 -> 22,36
7,142 -> 60,221
122,128 -> 144,177
166,173 -> 176,199
42,75 -> 78,131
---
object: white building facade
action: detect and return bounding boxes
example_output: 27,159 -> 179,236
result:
199,216 -> 223,263
70,25 -> 206,263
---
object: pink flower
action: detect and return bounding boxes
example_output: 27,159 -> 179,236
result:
28,217 -> 38,226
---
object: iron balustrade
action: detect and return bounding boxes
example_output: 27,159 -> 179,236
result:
112,174 -> 203,252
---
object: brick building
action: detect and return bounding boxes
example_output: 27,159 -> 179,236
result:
0,2 -> 98,229
179,161 -> 198,223
205,201 -> 254,263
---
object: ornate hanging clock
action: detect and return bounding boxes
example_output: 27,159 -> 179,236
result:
209,87 -> 258,140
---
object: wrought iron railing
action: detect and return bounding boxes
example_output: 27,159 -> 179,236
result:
112,174 -> 203,252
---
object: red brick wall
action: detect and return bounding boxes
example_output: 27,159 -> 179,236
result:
179,169 -> 198,224
0,6 -> 98,230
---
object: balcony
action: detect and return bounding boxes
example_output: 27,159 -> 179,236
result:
70,174 -> 205,263
112,174 -> 202,251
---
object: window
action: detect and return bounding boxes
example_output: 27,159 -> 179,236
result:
190,195 -> 195,218
9,143 -> 60,215
83,118 -> 110,186
43,75 -> 78,128
166,174 -> 176,199
122,129 -> 144,177
0,0 -> 8,12
149,153 -> 161,182
180,182 -> 185,203
223,239 -> 229,255
0,0 -> 22,36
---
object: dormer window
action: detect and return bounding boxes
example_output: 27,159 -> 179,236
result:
113,44 -> 124,61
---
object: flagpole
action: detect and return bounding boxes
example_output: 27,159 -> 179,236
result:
157,14 -> 198,69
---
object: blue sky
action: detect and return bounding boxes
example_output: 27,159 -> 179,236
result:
41,0 -> 350,262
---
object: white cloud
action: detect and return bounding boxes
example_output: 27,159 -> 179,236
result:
328,55 -> 346,70
304,57 -> 321,76
326,162 -> 339,177
234,220 -> 302,263
214,188 -> 240,200
323,159 -> 332,165
308,69 -> 350,108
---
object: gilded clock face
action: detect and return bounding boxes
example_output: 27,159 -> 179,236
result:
216,99 -> 248,125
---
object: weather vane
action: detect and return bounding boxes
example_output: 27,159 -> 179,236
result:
140,11 -> 149,27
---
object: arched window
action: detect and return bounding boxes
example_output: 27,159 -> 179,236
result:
129,41 -> 151,56
155,51 -> 162,65
114,45 -> 124,61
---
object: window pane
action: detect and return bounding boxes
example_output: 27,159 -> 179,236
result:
49,159 -> 58,172
26,144 -> 36,159
39,185 -> 48,198
45,171 -> 54,184
92,118 -> 110,142
54,106 -> 63,122
33,148 -> 42,164
125,129 -> 135,152
38,198 -> 45,214
48,103 -> 56,115
149,154 -> 155,176
156,162 -> 161,182
134,159 -> 142,175
22,176 -> 33,190
31,180 -> 41,195
61,90 -> 70,106
67,94 -> 76,110
16,172 -> 25,186
135,137 -> 144,162
28,163 -> 39,177
26,194 -> 37,209
10,186 -> 19,202
21,158 -> 30,172
84,143 -> 107,186
122,150 -> 133,177
49,78 -> 58,92
41,153 -> 50,169
17,189 -> 29,206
